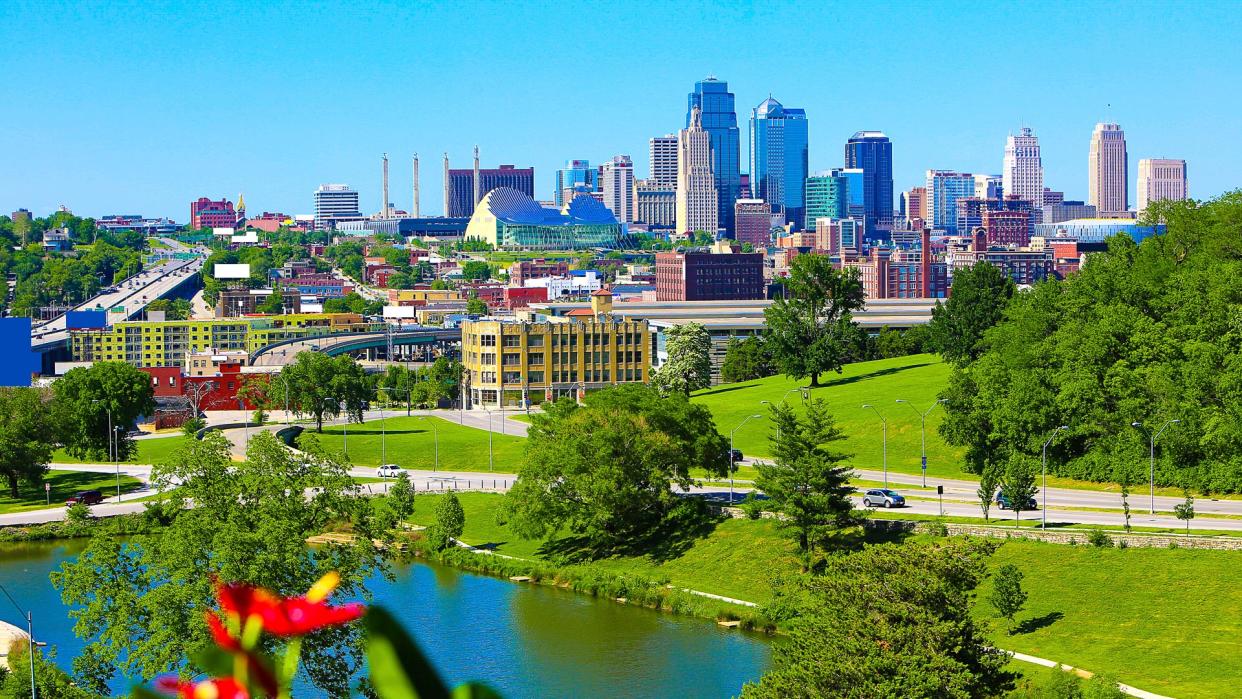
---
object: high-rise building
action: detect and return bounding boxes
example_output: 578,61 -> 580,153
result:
974,174 -> 1003,200
649,135 -> 679,187
749,96 -> 809,228
734,199 -> 773,248
1136,159 -> 1188,214
805,171 -> 849,229
1043,201 -> 1097,224
903,186 -> 927,224
844,131 -> 894,234
600,155 -> 636,223
190,197 -> 238,229
925,170 -> 976,234
1089,123 -> 1128,216
446,159 -> 535,218
676,106 -> 719,236
687,77 -> 740,234
1003,128 -> 1044,212
313,185 -> 361,230
554,160 -> 598,207
635,180 -> 676,228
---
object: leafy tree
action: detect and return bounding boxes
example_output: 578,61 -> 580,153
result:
52,432 -> 387,696
720,335 -> 775,383
744,538 -> 1011,698
999,454 -> 1039,527
0,388 -> 55,498
181,416 -> 206,437
1174,491 -> 1195,535
755,400 -> 856,570
460,260 -> 491,281
977,461 -> 1000,523
256,286 -> 285,314
1120,476 -> 1132,533
652,322 -> 712,396
272,352 -> 370,431
466,296 -> 488,315
429,491 -> 465,551
764,254 -> 866,386
990,563 -> 1027,633
388,472 -> 415,520
1,646 -> 97,699
53,362 -> 155,461
928,261 -> 1016,366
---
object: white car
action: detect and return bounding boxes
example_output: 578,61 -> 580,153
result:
377,464 -> 406,478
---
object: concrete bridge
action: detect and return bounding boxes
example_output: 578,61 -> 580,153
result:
249,327 -> 462,366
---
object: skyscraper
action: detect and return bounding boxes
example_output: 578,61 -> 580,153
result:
1089,123 -> 1128,216
676,106 -> 718,236
924,170 -> 976,234
687,77 -> 740,234
844,131 -> 894,234
1136,159 -> 1187,214
313,185 -> 360,230
1003,127 -> 1044,210
554,160 -> 598,207
805,171 -> 849,230
601,155 -> 636,223
749,96 -> 809,228
649,135 -> 678,187
446,161 -> 535,218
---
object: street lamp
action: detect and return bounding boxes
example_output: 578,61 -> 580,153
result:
1041,425 -> 1069,529
91,399 -> 120,500
1132,419 -> 1180,515
728,414 -> 763,503
418,416 -> 440,471
895,398 -> 946,487
862,404 -> 888,489
277,374 -> 291,426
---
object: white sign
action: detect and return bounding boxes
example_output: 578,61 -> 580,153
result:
213,263 -> 252,279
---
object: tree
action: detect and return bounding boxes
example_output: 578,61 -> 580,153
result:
928,260 -> 1016,366
466,296 -> 488,315
1,645 -> 97,699
0,388 -> 55,498
651,322 -> 712,396
1120,474 -> 1133,533
1174,491 -> 1195,536
1000,454 -> 1039,528
273,352 -> 370,432
755,400 -> 856,570
763,254 -> 866,386
990,563 -> 1027,633
52,432 -> 386,696
977,461 -> 1000,523
743,538 -> 1011,698
720,335 -> 775,383
53,362 -> 155,461
429,491 -> 465,551
256,286 -> 285,314
460,260 -> 491,281
388,472 -> 415,520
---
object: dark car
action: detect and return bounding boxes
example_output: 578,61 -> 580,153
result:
728,449 -> 743,462
66,490 -> 103,506
995,491 -> 1037,510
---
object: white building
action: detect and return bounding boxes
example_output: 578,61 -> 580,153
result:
1003,127 -> 1044,214
924,170 -> 976,234
313,184 -> 362,230
649,134 -> 678,187
523,270 -> 602,299
601,155 -> 636,223
973,174 -> 1002,200
1088,123 -> 1128,216
676,106 -> 719,236
636,180 -> 675,227
1136,159 -> 1187,214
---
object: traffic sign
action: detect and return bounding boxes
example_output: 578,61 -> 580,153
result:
921,456 -> 927,470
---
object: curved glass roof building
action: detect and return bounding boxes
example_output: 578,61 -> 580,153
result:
465,187 -> 625,250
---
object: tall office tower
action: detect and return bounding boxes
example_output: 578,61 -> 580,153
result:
649,135 -> 679,187
676,106 -> 719,236
411,153 -> 420,218
749,96 -> 809,228
904,186 -> 927,224
601,155 -> 636,223
974,174 -> 1003,200
844,131 -> 894,234
734,199 -> 773,248
446,162 -> 535,218
924,170 -> 976,234
804,171 -> 849,230
554,160 -> 598,207
313,184 -> 361,230
1136,159 -> 1187,214
1003,127 -> 1044,210
1089,123 -> 1129,216
687,77 -> 740,234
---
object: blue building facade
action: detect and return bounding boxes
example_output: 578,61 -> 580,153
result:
844,131 -> 894,235
749,97 -> 809,229
554,160 -> 598,207
687,77 -> 740,235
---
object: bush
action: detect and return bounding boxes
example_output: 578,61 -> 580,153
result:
65,502 -> 91,524
1086,529 -> 1112,548
738,492 -> 765,520
925,518 -> 949,537
181,416 -> 206,437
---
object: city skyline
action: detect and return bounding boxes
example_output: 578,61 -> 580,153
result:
2,1 -> 1237,219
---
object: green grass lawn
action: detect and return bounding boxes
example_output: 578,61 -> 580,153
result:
0,471 -> 145,513
304,416 -> 526,472
51,435 -> 188,465
692,354 -> 967,478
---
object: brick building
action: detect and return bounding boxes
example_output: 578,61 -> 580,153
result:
982,209 -> 1031,247
510,259 -> 570,286
190,197 -> 238,229
655,246 -> 764,301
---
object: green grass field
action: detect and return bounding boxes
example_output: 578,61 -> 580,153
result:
51,436 -> 188,465
304,416 -> 526,472
0,471 -> 145,513
692,354 -> 968,478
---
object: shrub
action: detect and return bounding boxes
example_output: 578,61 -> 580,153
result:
65,502 -> 91,525
1087,529 -> 1112,548
925,518 -> 949,537
739,492 -> 765,520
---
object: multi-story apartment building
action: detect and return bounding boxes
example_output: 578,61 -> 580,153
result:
655,246 -> 764,301
1136,158 -> 1188,214
215,288 -> 303,317
981,209 -> 1031,247
509,259 -> 570,286
902,186 -> 926,225
600,155 -> 636,223
946,231 -> 1054,285
649,135 -> 679,187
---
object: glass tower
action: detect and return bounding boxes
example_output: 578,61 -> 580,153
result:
687,77 -> 740,235
804,171 -> 848,230
749,97 -> 809,229
554,160 -> 597,207
844,131 -> 894,234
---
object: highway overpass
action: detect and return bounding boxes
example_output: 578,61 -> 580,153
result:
249,327 -> 461,366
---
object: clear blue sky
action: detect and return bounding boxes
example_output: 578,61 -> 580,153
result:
3,0 -> 1239,220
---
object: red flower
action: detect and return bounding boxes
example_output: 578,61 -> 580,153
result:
155,676 -> 250,699
212,571 -> 365,638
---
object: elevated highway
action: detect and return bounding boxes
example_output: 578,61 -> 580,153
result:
249,327 -> 461,367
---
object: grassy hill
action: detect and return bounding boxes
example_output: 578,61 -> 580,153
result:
52,435 -> 186,466
305,416 -> 526,472
691,354 -> 968,478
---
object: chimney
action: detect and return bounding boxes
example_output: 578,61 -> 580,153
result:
472,145 -> 481,206
412,153 -> 420,218
382,153 -> 390,218
920,228 -> 931,298
443,153 -> 450,217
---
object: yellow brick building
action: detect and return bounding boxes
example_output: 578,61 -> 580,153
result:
461,291 -> 649,409
71,313 -> 373,367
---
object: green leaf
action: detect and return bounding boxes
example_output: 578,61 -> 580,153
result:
132,687 -> 167,699
365,606 -> 451,699
190,646 -> 235,678
451,682 -> 503,699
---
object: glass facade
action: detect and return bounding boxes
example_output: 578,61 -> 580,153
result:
466,187 -> 624,250
749,98 -> 809,229
804,172 -> 848,229
554,160 -> 598,207
687,78 -> 740,235
844,132 -> 894,234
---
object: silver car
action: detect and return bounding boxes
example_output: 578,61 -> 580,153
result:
861,489 -> 906,508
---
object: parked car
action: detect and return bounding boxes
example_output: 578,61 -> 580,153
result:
727,449 -> 743,463
377,464 -> 406,478
861,489 -> 906,508
995,491 -> 1038,510
66,490 -> 103,506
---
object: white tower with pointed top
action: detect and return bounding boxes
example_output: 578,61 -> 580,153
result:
676,106 -> 718,236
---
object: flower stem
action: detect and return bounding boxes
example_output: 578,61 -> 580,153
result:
279,637 -> 303,699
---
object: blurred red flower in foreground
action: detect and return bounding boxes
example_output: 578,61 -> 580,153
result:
155,676 -> 250,699
210,571 -> 366,638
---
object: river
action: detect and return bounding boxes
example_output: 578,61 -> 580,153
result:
0,542 -> 771,698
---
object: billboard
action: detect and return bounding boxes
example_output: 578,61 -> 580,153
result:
0,318 -> 38,386
66,310 -> 108,330
214,263 -> 251,279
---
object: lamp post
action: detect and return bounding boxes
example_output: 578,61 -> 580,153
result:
862,404 -> 888,489
418,416 -> 440,471
277,374 -> 291,426
729,414 -> 762,503
895,398 -> 946,487
1132,419 -> 1180,515
483,409 -> 495,472
91,399 -> 119,500
1041,425 -> 1069,529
